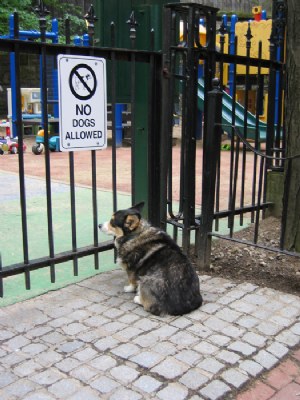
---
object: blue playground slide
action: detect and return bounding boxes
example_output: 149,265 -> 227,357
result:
197,78 -> 269,142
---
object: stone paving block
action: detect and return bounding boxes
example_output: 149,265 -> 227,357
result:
14,360 -> 43,377
153,341 -> 177,356
256,321 -> 282,336
41,331 -> 66,345
152,325 -> 179,339
253,350 -> 279,369
133,332 -> 158,348
102,321 -> 127,333
228,340 -> 256,356
236,282 -> 258,292
89,355 -> 117,371
111,343 -> 140,359
31,368 -> 66,385
175,349 -> 203,366
61,386 -> 100,400
197,358 -> 225,375
61,323 -> 88,336
90,375 -> 120,394
266,341 -> 289,359
133,375 -> 163,393
216,349 -> 241,365
0,378 -> 39,399
179,368 -> 209,390
110,365 -> 140,384
23,390 -> 56,400
0,371 -> 18,388
242,332 -> 266,347
70,365 -> 99,383
203,316 -> 229,332
48,378 -> 82,398
270,315 -> 293,328
187,323 -> 213,338
280,305 -> 300,318
0,329 -> 17,340
26,326 -> 53,338
151,357 -> 189,379
22,343 -> 48,356
208,334 -> 231,347
109,387 -> 142,400
236,315 -> 259,328
221,368 -> 249,388
94,336 -> 120,351
199,379 -> 231,400
200,302 -> 222,314
58,340 -> 85,354
243,293 -> 268,305
131,350 -> 163,368
169,330 -> 199,347
157,382 -> 189,400
221,325 -> 245,338
37,350 -> 63,367
72,347 -> 98,362
55,357 -> 81,373
215,308 -> 242,323
118,313 -> 140,324
133,317 -> 160,331
118,326 -> 144,339
194,341 -> 218,355
102,307 -> 125,319
230,300 -> 257,314
5,335 -> 31,351
276,330 -> 300,347
239,359 -> 264,377
291,322 -> 300,335
170,316 -> 192,329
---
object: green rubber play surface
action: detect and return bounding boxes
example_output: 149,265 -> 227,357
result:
0,172 -> 132,306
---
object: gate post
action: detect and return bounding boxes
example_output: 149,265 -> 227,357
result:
196,78 -> 222,269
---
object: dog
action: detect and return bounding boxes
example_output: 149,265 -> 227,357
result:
99,202 -> 203,316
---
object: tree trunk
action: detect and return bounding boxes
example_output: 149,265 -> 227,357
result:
283,0 -> 300,251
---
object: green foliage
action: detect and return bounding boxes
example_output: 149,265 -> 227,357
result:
0,0 -> 39,35
0,0 -> 86,41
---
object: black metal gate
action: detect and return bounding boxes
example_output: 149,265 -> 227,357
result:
159,1 -> 297,268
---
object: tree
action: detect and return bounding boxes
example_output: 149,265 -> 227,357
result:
0,0 -> 86,41
283,0 -> 300,251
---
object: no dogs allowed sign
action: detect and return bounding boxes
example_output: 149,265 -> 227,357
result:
57,55 -> 107,151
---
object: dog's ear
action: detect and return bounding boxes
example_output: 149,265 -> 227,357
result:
131,202 -> 145,214
124,214 -> 140,231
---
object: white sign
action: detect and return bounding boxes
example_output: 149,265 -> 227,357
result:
57,55 -> 107,151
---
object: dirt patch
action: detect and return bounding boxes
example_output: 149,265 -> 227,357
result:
195,217 -> 300,296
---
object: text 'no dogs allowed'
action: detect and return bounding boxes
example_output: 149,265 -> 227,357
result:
58,55 -> 107,152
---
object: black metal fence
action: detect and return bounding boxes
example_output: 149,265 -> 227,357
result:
0,5 -> 162,296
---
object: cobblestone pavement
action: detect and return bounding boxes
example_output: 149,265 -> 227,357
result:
0,269 -> 300,400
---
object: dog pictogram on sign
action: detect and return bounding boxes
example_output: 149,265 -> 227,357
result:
69,64 -> 97,101
58,55 -> 107,152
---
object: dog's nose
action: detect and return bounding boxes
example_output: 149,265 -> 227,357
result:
98,224 -> 103,230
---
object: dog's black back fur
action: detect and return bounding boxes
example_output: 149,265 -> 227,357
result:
117,225 -> 203,316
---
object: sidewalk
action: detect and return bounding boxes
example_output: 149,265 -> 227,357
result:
0,268 -> 299,399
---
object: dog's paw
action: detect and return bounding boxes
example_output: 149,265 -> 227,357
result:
124,284 -> 137,293
134,295 -> 142,305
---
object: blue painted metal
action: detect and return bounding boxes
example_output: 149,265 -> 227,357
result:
262,10 -> 267,20
229,14 -> 238,97
115,104 -> 125,147
7,13 -> 59,137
